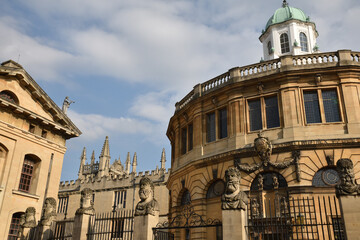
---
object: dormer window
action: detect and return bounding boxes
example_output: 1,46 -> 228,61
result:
280,33 -> 290,53
300,32 -> 308,52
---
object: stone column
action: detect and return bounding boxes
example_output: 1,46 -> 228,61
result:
335,158 -> 360,239
133,177 -> 160,240
221,167 -> 249,240
72,188 -> 95,240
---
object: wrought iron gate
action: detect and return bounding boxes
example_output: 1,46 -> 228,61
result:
153,205 -> 222,240
246,195 -> 346,240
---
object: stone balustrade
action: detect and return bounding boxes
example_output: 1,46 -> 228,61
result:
175,50 -> 360,112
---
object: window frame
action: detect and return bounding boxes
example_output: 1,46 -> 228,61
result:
280,33 -> 290,54
113,190 -> 127,209
246,94 -> 281,132
299,32 -> 308,52
302,88 -> 343,125
181,123 -> 193,155
18,155 -> 40,193
205,107 -> 228,144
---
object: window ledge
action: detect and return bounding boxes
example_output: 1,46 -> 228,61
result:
12,190 -> 40,200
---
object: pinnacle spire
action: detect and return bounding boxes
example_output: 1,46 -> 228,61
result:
132,152 -> 137,173
160,148 -> 166,170
100,136 -> 110,158
125,152 -> 131,174
78,147 -> 87,178
90,150 -> 95,165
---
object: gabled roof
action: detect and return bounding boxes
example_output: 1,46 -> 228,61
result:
0,59 -> 81,139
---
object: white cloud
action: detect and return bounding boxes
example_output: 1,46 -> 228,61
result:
67,110 -> 157,141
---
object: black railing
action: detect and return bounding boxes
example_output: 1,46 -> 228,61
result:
49,218 -> 74,240
87,209 -> 133,240
246,196 -> 346,240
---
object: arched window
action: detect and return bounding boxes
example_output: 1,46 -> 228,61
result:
206,180 -> 225,199
0,90 -> 19,105
300,32 -> 308,52
267,41 -> 273,55
251,172 -> 287,191
312,167 -> 340,187
8,212 -> 24,240
19,154 -> 41,194
180,189 -> 191,206
280,33 -> 290,54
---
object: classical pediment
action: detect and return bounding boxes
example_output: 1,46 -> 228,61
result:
0,60 -> 81,138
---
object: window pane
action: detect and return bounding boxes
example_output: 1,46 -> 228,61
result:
267,41 -> 272,55
304,91 -> 321,123
265,96 -> 280,128
19,159 -> 34,192
322,89 -> 341,122
188,124 -> 193,151
207,113 -> 216,142
300,32 -> 308,52
181,128 -> 187,154
280,33 -> 290,53
248,99 -> 262,131
218,108 -> 227,139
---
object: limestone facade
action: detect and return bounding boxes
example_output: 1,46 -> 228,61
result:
0,60 -> 81,239
58,137 -> 170,223
166,50 -> 360,239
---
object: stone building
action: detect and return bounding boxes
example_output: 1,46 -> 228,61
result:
0,60 -> 81,239
165,1 -> 360,239
57,136 -> 170,222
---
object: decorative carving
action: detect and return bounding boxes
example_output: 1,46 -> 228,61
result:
109,159 -> 125,176
62,96 -> 74,114
273,174 -> 279,189
22,207 -> 37,228
257,82 -> 264,93
336,158 -> 360,196
235,139 -> 301,177
254,132 -> 272,166
40,197 -> 57,226
135,177 -> 159,216
76,188 -> 95,215
250,198 -> 260,218
257,174 -> 264,190
221,167 -> 248,210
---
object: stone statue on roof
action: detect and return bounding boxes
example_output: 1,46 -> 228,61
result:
62,96 -> 74,114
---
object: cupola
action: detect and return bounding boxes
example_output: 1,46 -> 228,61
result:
259,0 -> 319,61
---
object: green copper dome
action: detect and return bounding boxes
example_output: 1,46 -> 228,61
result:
265,1 -> 309,31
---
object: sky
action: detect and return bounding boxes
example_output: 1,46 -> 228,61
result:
1,0 -> 359,181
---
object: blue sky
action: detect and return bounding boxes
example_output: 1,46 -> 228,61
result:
1,0 -> 359,181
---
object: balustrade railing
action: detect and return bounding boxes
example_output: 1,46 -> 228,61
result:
175,50 -> 360,112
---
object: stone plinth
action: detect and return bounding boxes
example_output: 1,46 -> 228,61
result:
133,212 -> 159,240
339,195 -> 360,239
222,209 -> 248,240
72,213 -> 92,240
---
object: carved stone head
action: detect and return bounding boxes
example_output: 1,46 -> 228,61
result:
336,158 -> 360,196
224,167 -> 241,194
41,197 -> 57,226
22,207 -> 37,228
80,188 -> 94,209
139,177 -> 154,202
222,167 -> 248,210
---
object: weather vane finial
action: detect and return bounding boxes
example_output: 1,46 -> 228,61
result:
282,0 -> 288,7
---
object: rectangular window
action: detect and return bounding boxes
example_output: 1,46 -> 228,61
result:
248,99 -> 263,131
304,91 -> 321,123
111,219 -> 125,239
114,190 -> 127,209
207,112 -> 216,142
181,128 -> 187,155
57,196 -> 69,214
188,124 -> 193,151
218,108 -> 227,139
265,96 -> 280,128
322,89 -> 341,122
19,159 -> 34,192
304,89 -> 341,124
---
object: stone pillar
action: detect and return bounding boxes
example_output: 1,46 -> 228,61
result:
222,209 -> 248,240
134,212 -> 159,240
133,177 -> 160,240
72,188 -> 95,240
335,158 -> 360,240
221,167 -> 249,240
338,195 -> 360,239
72,213 -> 93,240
